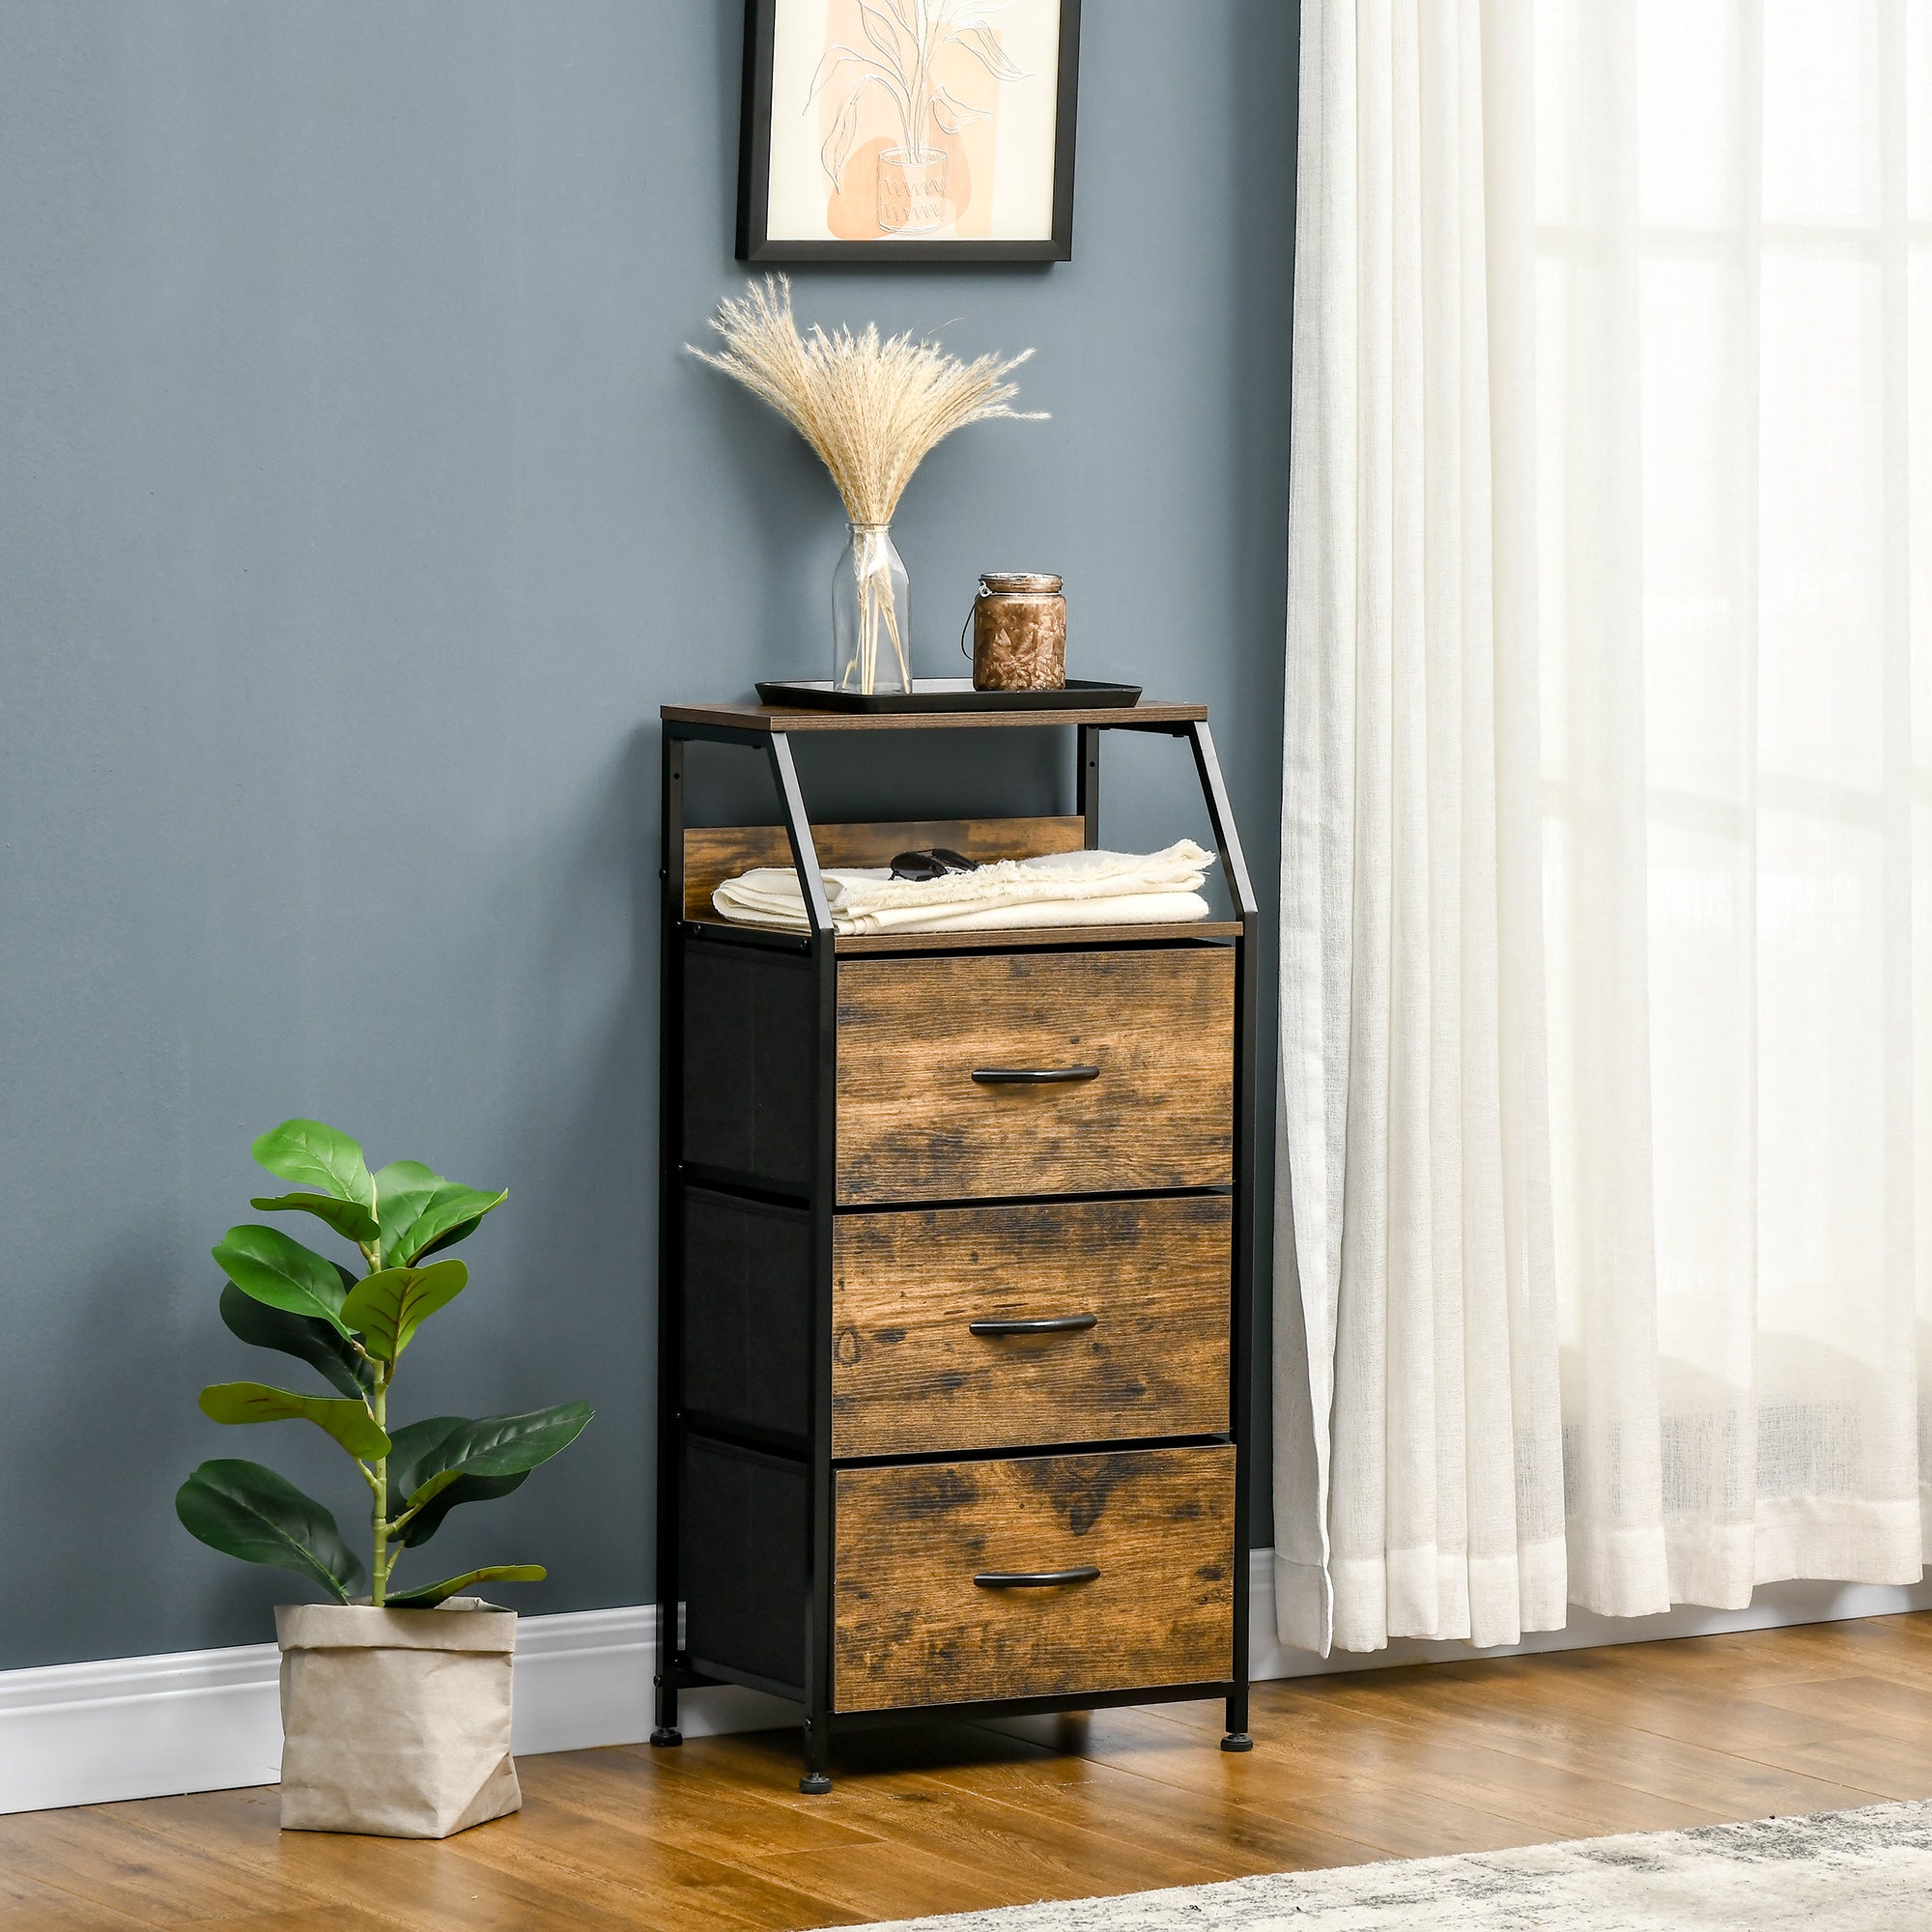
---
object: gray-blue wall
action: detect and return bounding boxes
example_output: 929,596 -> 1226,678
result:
0,1 -> 1294,1670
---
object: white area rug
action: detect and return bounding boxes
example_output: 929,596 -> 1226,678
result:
825,1800 -> 1932,1929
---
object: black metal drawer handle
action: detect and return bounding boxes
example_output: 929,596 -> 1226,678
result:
968,1313 -> 1098,1337
973,1566 -> 1101,1589
971,1065 -> 1100,1085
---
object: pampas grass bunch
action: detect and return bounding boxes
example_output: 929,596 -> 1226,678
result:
690,275 -> 1042,692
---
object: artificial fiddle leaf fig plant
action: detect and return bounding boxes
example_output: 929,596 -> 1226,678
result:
177,1119 -> 592,1609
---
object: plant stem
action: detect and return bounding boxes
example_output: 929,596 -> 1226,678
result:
914,0 -> 933,146
867,572 -> 878,691
370,1367 -> 391,1606
859,0 -> 916,152
355,1208 -> 393,1605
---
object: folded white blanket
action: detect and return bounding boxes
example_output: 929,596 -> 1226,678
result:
712,839 -> 1217,936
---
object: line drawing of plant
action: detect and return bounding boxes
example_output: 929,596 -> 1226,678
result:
808,0 -> 1029,194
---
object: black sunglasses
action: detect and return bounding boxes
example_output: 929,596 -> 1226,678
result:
889,847 -> 980,882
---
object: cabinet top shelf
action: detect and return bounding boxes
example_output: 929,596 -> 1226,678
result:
661,697 -> 1209,734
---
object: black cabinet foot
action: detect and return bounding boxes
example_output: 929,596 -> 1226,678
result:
649,1727 -> 684,1747
798,1772 -> 833,1794
1220,1732 -> 1254,1752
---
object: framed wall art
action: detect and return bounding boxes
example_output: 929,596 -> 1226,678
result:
737,0 -> 1081,263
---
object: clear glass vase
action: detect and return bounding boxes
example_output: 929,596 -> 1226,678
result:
832,522 -> 912,696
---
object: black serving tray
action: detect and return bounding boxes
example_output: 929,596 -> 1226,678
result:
755,676 -> 1143,713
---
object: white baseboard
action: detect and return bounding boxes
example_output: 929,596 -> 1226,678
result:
5,1552 -> 1928,1817
1246,1554 -> 1932,1680
0,1605 -> 800,1818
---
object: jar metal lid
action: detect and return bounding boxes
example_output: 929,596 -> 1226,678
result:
978,572 -> 1063,595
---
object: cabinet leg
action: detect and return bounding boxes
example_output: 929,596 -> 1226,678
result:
650,1674 -> 682,1748
799,1716 -> 833,1794
1221,1689 -> 1253,1752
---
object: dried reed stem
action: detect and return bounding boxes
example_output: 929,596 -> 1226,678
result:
840,524 -> 909,693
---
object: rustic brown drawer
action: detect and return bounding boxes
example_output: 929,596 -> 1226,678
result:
835,948 -> 1235,1205
831,1196 -> 1232,1458
832,1445 -> 1235,1713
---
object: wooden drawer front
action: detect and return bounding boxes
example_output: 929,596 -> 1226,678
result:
835,949 -> 1235,1205
833,1445 -> 1235,1714
832,1196 -> 1232,1458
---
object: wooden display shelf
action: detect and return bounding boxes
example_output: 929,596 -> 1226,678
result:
661,696 -> 1208,734
679,914 -> 1244,954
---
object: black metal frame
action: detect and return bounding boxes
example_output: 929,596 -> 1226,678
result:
653,709 -> 1258,1787
736,0 -> 1083,264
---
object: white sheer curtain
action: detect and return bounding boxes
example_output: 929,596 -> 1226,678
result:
1274,0 -> 1569,1655
1277,0 -> 1932,1653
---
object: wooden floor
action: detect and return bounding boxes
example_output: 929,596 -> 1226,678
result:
8,1615 -> 1932,1931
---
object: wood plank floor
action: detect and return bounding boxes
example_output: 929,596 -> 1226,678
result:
8,1614 -> 1931,1931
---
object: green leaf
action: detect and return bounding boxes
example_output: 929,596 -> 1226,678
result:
387,1404 -> 593,1544
213,1225 -> 355,1336
339,1259 -> 467,1361
250,1119 -> 376,1217
374,1160 -> 507,1267
198,1380 -> 390,1460
248,1191 -> 380,1245
385,1418 -> 526,1545
175,1459 -> 364,1602
397,1403 -> 594,1498
384,1414 -> 471,1494
218,1284 -> 372,1399
384,1564 -> 545,1609
371,1161 -> 439,1259
413,1200 -> 506,1261
396,1471 -> 527,1548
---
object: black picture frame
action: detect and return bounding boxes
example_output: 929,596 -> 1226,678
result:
736,0 -> 1081,264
